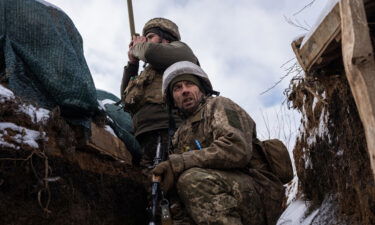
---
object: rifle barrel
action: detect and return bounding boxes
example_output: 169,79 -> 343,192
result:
127,0 -> 136,37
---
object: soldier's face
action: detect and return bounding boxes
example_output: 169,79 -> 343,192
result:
145,32 -> 169,44
172,80 -> 203,114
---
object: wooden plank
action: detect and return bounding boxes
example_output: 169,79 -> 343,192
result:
295,3 -> 341,73
291,36 -> 305,71
85,123 -> 132,165
341,0 -> 375,180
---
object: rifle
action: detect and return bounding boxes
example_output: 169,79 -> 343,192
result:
148,135 -> 172,225
126,0 -> 138,38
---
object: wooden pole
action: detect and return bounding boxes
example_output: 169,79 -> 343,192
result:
340,0 -> 375,180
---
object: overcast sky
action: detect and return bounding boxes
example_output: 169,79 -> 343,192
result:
45,0 -> 328,146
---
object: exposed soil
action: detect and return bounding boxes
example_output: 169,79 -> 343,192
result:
287,71 -> 375,224
0,95 -> 149,225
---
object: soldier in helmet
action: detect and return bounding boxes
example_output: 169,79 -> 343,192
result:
120,18 -> 198,167
152,61 -> 285,225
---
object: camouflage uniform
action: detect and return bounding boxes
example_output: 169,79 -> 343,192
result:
120,18 -> 198,167
168,96 -> 285,225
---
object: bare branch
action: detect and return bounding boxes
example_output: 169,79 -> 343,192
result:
280,57 -> 296,68
293,0 -> 316,16
260,108 -> 271,139
284,16 -> 310,31
260,60 -> 303,95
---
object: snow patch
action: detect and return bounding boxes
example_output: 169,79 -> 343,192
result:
0,85 -> 15,103
285,176 -> 299,205
301,0 -> 340,47
0,122 -> 46,149
0,136 -> 18,149
301,145 -> 313,169
277,199 -> 319,225
18,104 -> 50,124
293,33 -> 306,42
336,149 -> 344,156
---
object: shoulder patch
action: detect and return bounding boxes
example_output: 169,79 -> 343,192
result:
225,108 -> 243,132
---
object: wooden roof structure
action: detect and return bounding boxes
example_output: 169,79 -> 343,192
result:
292,0 -> 375,179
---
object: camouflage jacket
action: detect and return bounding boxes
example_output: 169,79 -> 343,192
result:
169,96 -> 285,224
121,41 -> 197,136
169,96 -> 257,174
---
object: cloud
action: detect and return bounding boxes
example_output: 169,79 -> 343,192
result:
47,0 -> 325,142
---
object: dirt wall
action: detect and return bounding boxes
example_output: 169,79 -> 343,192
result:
0,93 -> 148,225
287,70 -> 375,224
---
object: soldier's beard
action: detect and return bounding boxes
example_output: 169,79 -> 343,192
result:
179,95 -> 205,117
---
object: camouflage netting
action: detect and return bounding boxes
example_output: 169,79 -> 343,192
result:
96,89 -> 141,162
0,1 -> 148,223
0,0 -> 99,128
287,62 -> 375,224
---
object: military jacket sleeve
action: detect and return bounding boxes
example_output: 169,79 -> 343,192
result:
130,41 -> 197,70
169,96 -> 257,176
120,62 -> 139,99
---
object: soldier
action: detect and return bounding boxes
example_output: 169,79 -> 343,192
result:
120,18 -> 198,166
152,61 -> 285,225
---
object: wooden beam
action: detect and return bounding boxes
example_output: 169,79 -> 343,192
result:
295,3 -> 341,73
341,0 -> 375,180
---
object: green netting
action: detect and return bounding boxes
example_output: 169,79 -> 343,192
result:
97,89 -> 141,161
0,0 -> 99,128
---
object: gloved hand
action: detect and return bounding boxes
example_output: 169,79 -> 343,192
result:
151,160 -> 175,192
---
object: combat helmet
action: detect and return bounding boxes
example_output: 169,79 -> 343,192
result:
162,61 -> 219,106
143,18 -> 181,41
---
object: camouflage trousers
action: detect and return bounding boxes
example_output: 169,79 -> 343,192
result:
176,167 -> 266,225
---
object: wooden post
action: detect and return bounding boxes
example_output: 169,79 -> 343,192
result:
340,0 -> 375,180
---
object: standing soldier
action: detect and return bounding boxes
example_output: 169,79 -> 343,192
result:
120,18 -> 198,167
152,61 -> 285,224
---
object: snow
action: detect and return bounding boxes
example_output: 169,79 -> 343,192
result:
301,0 -> 340,47
18,104 -> 50,124
43,177 -> 61,182
312,96 -> 318,112
0,122 -> 46,149
293,33 -> 306,42
317,110 -> 328,137
277,199 -> 319,225
0,85 -> 49,149
0,85 -> 15,103
285,176 -> 299,205
0,138 -> 17,149
303,147 -> 312,169
104,125 -> 117,137
306,133 -> 316,146
336,149 -> 344,156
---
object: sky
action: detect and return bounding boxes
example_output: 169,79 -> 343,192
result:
44,0 -> 328,147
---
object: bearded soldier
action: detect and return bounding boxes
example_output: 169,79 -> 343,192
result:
121,18 -> 198,166
152,61 -> 285,225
